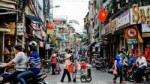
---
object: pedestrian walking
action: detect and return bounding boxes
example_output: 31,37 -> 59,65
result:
60,54 -> 72,82
113,51 -> 125,84
51,52 -> 57,75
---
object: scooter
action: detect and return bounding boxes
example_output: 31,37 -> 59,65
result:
0,62 -> 48,84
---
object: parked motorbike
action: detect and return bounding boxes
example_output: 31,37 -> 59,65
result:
0,62 -> 48,84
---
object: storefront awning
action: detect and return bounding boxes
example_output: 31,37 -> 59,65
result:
0,28 -> 10,32
25,14 -> 42,23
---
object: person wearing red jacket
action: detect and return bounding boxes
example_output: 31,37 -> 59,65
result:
51,53 -> 57,75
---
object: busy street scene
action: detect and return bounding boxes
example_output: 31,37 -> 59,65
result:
0,0 -> 150,84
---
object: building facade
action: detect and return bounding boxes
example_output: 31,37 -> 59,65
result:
0,0 -> 47,61
84,0 -> 150,64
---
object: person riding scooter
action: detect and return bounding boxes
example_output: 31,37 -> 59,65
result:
133,53 -> 147,83
17,41 -> 41,84
0,45 -> 28,84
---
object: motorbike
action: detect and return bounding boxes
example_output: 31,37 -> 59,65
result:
126,63 -> 150,83
0,62 -> 48,84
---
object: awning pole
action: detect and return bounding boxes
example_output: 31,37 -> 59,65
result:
0,12 -> 16,15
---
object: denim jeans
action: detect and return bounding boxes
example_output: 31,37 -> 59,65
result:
113,66 -> 125,83
17,70 -> 35,84
2,71 -> 22,83
133,66 -> 147,82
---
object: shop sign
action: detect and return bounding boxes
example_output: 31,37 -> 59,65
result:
117,10 -> 130,29
125,27 -> 138,39
127,39 -> 138,45
111,18 -> 117,34
43,0 -> 49,15
130,4 -> 150,24
142,24 -> 150,32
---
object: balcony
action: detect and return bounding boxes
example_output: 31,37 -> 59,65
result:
0,0 -> 17,9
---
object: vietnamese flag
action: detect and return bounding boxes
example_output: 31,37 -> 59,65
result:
47,21 -> 53,30
97,8 -> 108,23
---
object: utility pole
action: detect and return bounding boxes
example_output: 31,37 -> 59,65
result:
15,0 -> 25,49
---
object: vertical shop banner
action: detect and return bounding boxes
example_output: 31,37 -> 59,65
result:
43,0 -> 49,15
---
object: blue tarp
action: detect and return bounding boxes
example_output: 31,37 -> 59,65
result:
25,14 -> 42,23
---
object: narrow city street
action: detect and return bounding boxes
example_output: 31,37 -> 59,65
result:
0,0 -> 150,84
45,64 -> 150,84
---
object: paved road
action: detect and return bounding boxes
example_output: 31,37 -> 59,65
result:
45,68 -> 113,84
45,65 -> 149,84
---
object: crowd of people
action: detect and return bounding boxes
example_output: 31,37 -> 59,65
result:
113,48 -> 149,84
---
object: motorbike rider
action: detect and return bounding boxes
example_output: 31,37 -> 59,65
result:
17,41 -> 41,84
133,52 -> 147,83
0,45 -> 28,84
128,54 -> 137,69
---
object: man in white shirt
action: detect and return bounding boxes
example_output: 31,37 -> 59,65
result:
133,53 -> 147,83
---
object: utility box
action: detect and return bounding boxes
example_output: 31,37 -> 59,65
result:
17,23 -> 24,35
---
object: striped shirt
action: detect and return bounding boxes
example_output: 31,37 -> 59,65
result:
29,51 -> 41,68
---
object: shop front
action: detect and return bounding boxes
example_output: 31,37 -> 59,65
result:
141,24 -> 150,59
129,4 -> 150,58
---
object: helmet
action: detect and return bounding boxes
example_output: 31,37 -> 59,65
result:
29,41 -> 37,46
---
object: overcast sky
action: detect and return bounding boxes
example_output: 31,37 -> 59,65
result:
38,0 -> 89,33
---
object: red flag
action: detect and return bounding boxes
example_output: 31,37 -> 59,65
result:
54,20 -> 61,25
47,21 -> 53,30
97,8 -> 108,23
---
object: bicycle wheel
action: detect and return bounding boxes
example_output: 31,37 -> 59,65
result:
80,75 -> 87,83
86,76 -> 92,82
